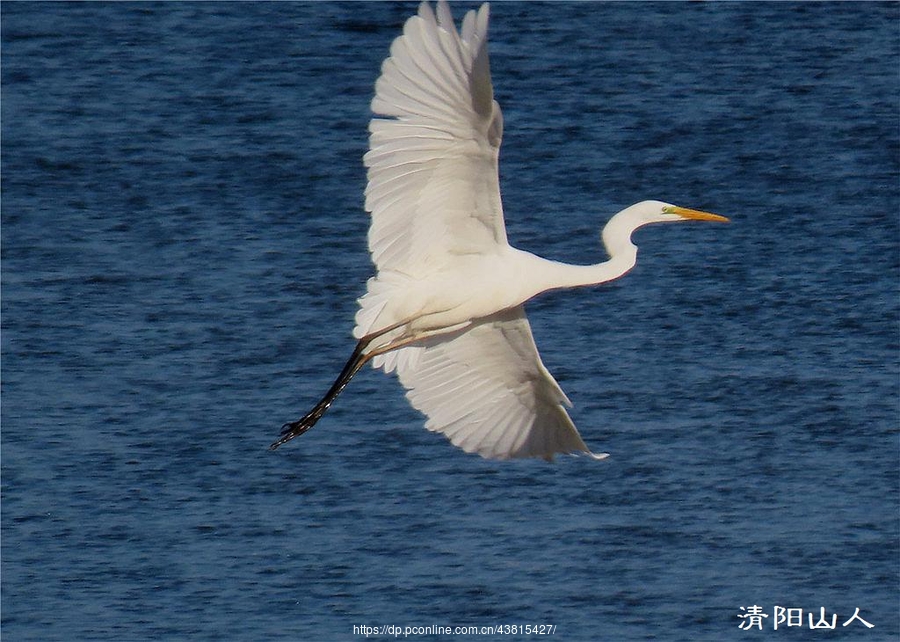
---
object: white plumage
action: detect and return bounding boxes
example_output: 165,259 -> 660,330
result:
271,1 -> 728,460
360,1 -> 503,281
398,306 -> 597,460
356,1 -> 594,459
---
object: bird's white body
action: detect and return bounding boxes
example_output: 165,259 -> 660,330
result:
356,245 -> 632,338
272,1 -> 727,460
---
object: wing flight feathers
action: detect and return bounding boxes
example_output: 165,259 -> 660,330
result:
355,3 -> 603,460
396,306 -> 606,460
363,1 -> 506,277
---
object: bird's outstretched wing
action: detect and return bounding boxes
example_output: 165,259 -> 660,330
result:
363,1 -> 506,276
396,306 -> 606,460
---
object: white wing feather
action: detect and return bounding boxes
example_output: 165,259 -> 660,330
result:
352,2 -> 602,460
362,0 -> 505,282
397,306 -> 606,460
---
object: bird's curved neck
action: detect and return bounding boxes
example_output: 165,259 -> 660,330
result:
522,210 -> 641,295
537,246 -> 637,292
601,208 -> 642,266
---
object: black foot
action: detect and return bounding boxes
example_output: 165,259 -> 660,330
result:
270,410 -> 321,451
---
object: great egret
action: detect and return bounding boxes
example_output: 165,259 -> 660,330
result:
271,1 -> 728,460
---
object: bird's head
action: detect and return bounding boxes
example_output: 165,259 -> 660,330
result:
635,200 -> 730,225
601,200 -> 729,257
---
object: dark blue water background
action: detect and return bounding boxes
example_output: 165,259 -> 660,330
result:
3,2 -> 898,640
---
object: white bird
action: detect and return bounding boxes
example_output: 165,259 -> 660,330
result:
271,1 -> 728,460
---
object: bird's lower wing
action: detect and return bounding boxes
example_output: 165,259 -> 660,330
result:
395,306 -> 606,461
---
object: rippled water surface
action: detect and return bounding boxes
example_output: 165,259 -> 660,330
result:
3,2 -> 898,640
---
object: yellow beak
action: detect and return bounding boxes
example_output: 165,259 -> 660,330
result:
670,206 -> 730,223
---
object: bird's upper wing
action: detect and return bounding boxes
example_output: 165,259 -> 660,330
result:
364,1 -> 506,276
395,306 -> 606,460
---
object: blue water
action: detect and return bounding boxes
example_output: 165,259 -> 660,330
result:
3,2 -> 898,640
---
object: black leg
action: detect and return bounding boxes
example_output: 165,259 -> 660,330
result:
270,317 -> 440,451
270,338 -> 369,450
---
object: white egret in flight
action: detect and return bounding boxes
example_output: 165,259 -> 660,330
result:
271,1 -> 728,460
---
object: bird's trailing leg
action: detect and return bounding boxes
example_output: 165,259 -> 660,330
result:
270,337 -> 371,450
270,319 -> 447,451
